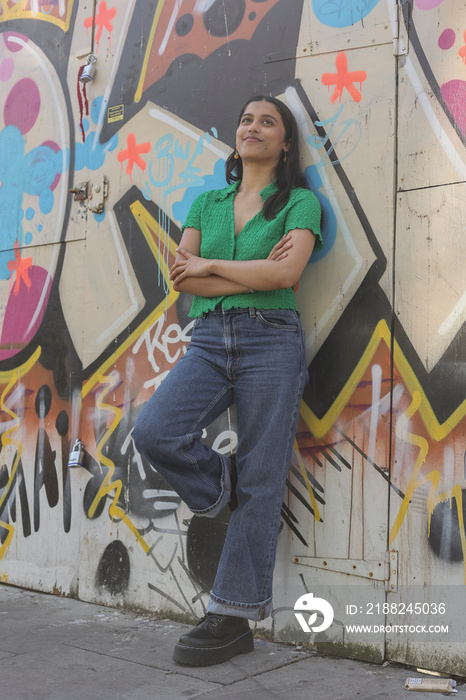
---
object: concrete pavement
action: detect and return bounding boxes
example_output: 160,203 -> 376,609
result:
0,584 -> 462,700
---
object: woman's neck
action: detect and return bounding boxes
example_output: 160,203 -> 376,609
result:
237,164 -> 276,194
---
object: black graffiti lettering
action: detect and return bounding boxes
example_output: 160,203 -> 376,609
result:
33,428 -> 59,532
0,458 -> 32,542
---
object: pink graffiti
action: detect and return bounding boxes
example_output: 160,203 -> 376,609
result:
414,0 -> 444,7
3,33 -> 29,53
4,78 -> 40,135
321,52 -> 367,103
42,140 -> 62,190
0,266 -> 51,361
0,58 -> 14,82
438,28 -> 455,51
441,80 -> 466,139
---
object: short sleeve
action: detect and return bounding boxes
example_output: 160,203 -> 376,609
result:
181,191 -> 208,233
285,190 -> 323,252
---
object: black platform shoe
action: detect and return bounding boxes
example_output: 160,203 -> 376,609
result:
173,613 -> 254,666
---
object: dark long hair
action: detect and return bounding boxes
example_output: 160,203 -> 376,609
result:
225,95 -> 309,220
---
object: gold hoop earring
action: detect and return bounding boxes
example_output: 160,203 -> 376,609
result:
283,150 -> 287,163
234,149 -> 239,160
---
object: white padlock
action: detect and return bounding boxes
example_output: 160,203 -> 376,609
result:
68,439 -> 85,468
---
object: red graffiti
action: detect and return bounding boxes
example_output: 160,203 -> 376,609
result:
117,133 -> 151,181
321,52 -> 367,103
7,241 -> 33,295
84,1 -> 117,51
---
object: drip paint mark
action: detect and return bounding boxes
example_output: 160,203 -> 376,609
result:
321,53 -> 367,104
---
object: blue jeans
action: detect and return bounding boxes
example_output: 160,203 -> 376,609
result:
133,307 -> 308,621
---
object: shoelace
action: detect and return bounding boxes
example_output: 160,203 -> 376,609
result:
200,614 -> 223,628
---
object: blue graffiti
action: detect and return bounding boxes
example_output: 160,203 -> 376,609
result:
75,96 -> 118,172
308,105 -> 362,168
0,124 -> 63,279
304,165 -> 337,262
313,0 -> 380,28
143,129 -> 226,215
172,158 -> 227,226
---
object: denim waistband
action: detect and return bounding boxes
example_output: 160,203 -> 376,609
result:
206,307 -> 254,318
205,307 -> 297,318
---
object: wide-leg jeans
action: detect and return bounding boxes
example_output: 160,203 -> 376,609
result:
133,307 -> 308,621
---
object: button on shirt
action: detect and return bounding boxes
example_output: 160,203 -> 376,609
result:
181,180 -> 323,318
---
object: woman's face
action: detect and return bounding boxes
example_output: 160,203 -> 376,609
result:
236,100 -> 289,167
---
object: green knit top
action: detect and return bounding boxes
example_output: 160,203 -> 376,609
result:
181,180 -> 323,318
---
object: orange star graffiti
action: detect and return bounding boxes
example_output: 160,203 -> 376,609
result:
117,133 -> 151,181
321,52 -> 367,103
459,29 -> 466,65
84,0 -> 117,51
7,240 -> 33,295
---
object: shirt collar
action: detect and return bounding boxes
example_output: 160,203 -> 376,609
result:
259,180 -> 278,201
216,179 -> 278,201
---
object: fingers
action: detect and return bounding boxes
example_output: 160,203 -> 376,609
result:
169,261 -> 186,281
268,234 -> 292,260
171,269 -> 186,285
176,247 -> 192,258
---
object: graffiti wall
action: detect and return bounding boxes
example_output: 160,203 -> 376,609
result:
0,0 -> 465,673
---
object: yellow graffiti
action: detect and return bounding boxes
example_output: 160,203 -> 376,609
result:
134,0 -> 166,103
0,374 -> 23,561
293,439 -> 321,523
87,373 -> 150,554
389,391 -> 429,541
0,346 -> 41,385
389,392 -> 466,581
0,347 -> 42,561
299,320 -> 466,578
0,0 -> 74,31
82,201 -> 179,398
299,319 -> 466,442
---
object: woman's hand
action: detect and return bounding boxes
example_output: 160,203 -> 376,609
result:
170,248 -> 213,285
267,234 -> 293,261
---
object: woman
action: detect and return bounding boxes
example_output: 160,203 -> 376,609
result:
133,95 -> 323,666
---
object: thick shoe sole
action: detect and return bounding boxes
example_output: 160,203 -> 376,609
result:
173,629 -> 254,666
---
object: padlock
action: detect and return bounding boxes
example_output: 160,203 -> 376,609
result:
79,54 -> 97,84
68,439 -> 85,468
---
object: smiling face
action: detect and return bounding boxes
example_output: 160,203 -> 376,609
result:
236,100 -> 290,168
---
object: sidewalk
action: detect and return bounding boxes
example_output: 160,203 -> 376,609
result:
0,584 -> 461,700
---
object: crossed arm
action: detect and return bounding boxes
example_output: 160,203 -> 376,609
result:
170,226 -> 317,297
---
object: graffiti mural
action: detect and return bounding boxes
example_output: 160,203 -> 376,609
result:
0,0 -> 465,672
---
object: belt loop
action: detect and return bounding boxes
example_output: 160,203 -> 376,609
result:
248,307 -> 256,318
